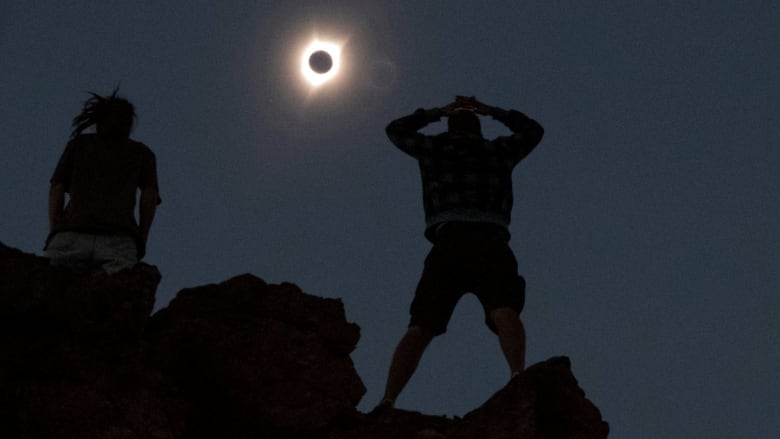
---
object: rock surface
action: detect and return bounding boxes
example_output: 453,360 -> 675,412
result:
0,242 -> 608,438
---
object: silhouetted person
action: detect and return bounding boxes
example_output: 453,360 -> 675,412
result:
45,89 -> 161,273
373,96 -> 543,413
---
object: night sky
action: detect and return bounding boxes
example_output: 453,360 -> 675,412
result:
2,1 -> 779,437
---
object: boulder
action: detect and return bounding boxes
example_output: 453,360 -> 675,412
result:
0,242 -> 608,438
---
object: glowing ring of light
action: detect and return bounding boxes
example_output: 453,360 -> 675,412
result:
300,40 -> 342,87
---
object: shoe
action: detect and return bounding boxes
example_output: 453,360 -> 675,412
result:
507,370 -> 524,387
368,398 -> 395,417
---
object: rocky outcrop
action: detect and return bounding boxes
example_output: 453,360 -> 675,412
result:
332,357 -> 608,439
147,274 -> 365,437
0,242 -> 608,438
0,242 -> 166,438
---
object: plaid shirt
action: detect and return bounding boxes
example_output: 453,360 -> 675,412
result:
386,107 -> 543,242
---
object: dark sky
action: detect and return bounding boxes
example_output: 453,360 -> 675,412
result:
2,1 -> 779,436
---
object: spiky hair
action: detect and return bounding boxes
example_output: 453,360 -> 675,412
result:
71,88 -> 136,139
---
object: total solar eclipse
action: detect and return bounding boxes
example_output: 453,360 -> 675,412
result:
308,50 -> 333,73
300,40 -> 342,87
255,4 -> 399,138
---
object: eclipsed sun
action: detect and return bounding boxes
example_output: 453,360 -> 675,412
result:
300,39 -> 342,87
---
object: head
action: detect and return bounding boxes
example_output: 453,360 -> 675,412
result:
71,88 -> 136,140
447,109 -> 482,136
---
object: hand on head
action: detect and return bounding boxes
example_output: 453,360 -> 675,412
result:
442,96 -> 496,116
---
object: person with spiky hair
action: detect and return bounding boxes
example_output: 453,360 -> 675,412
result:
45,89 -> 161,273
372,96 -> 543,414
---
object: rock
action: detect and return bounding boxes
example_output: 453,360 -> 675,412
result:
0,241 -> 608,438
147,274 -> 366,437
0,241 -> 167,438
449,357 -> 609,438
329,358 -> 608,439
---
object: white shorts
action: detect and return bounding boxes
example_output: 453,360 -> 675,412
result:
46,231 -> 138,274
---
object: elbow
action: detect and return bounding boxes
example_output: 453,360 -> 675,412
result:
529,121 -> 544,146
386,124 -> 405,147
49,183 -> 66,209
386,121 -> 403,139
141,187 -> 161,207
49,182 -> 65,196
535,125 -> 545,144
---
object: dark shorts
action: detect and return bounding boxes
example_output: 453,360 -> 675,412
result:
409,222 -> 526,336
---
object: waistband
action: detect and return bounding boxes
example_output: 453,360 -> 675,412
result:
427,221 -> 510,244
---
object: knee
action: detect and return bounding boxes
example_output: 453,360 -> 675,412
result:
489,307 -> 521,329
405,325 -> 435,344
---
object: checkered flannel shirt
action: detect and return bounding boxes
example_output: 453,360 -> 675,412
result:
386,107 -> 543,241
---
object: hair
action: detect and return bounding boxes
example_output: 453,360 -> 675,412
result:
71,88 -> 136,140
447,109 -> 481,136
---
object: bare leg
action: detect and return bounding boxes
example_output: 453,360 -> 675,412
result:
381,325 -> 435,402
490,307 -> 526,375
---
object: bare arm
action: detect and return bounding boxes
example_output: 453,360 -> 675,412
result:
48,183 -> 66,232
138,187 -> 159,258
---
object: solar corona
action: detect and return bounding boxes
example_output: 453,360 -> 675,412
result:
300,39 -> 341,87
254,7 -> 397,138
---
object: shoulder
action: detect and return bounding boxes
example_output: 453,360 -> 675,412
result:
67,133 -> 98,147
60,134 -> 99,158
127,138 -> 156,157
422,132 -> 450,151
